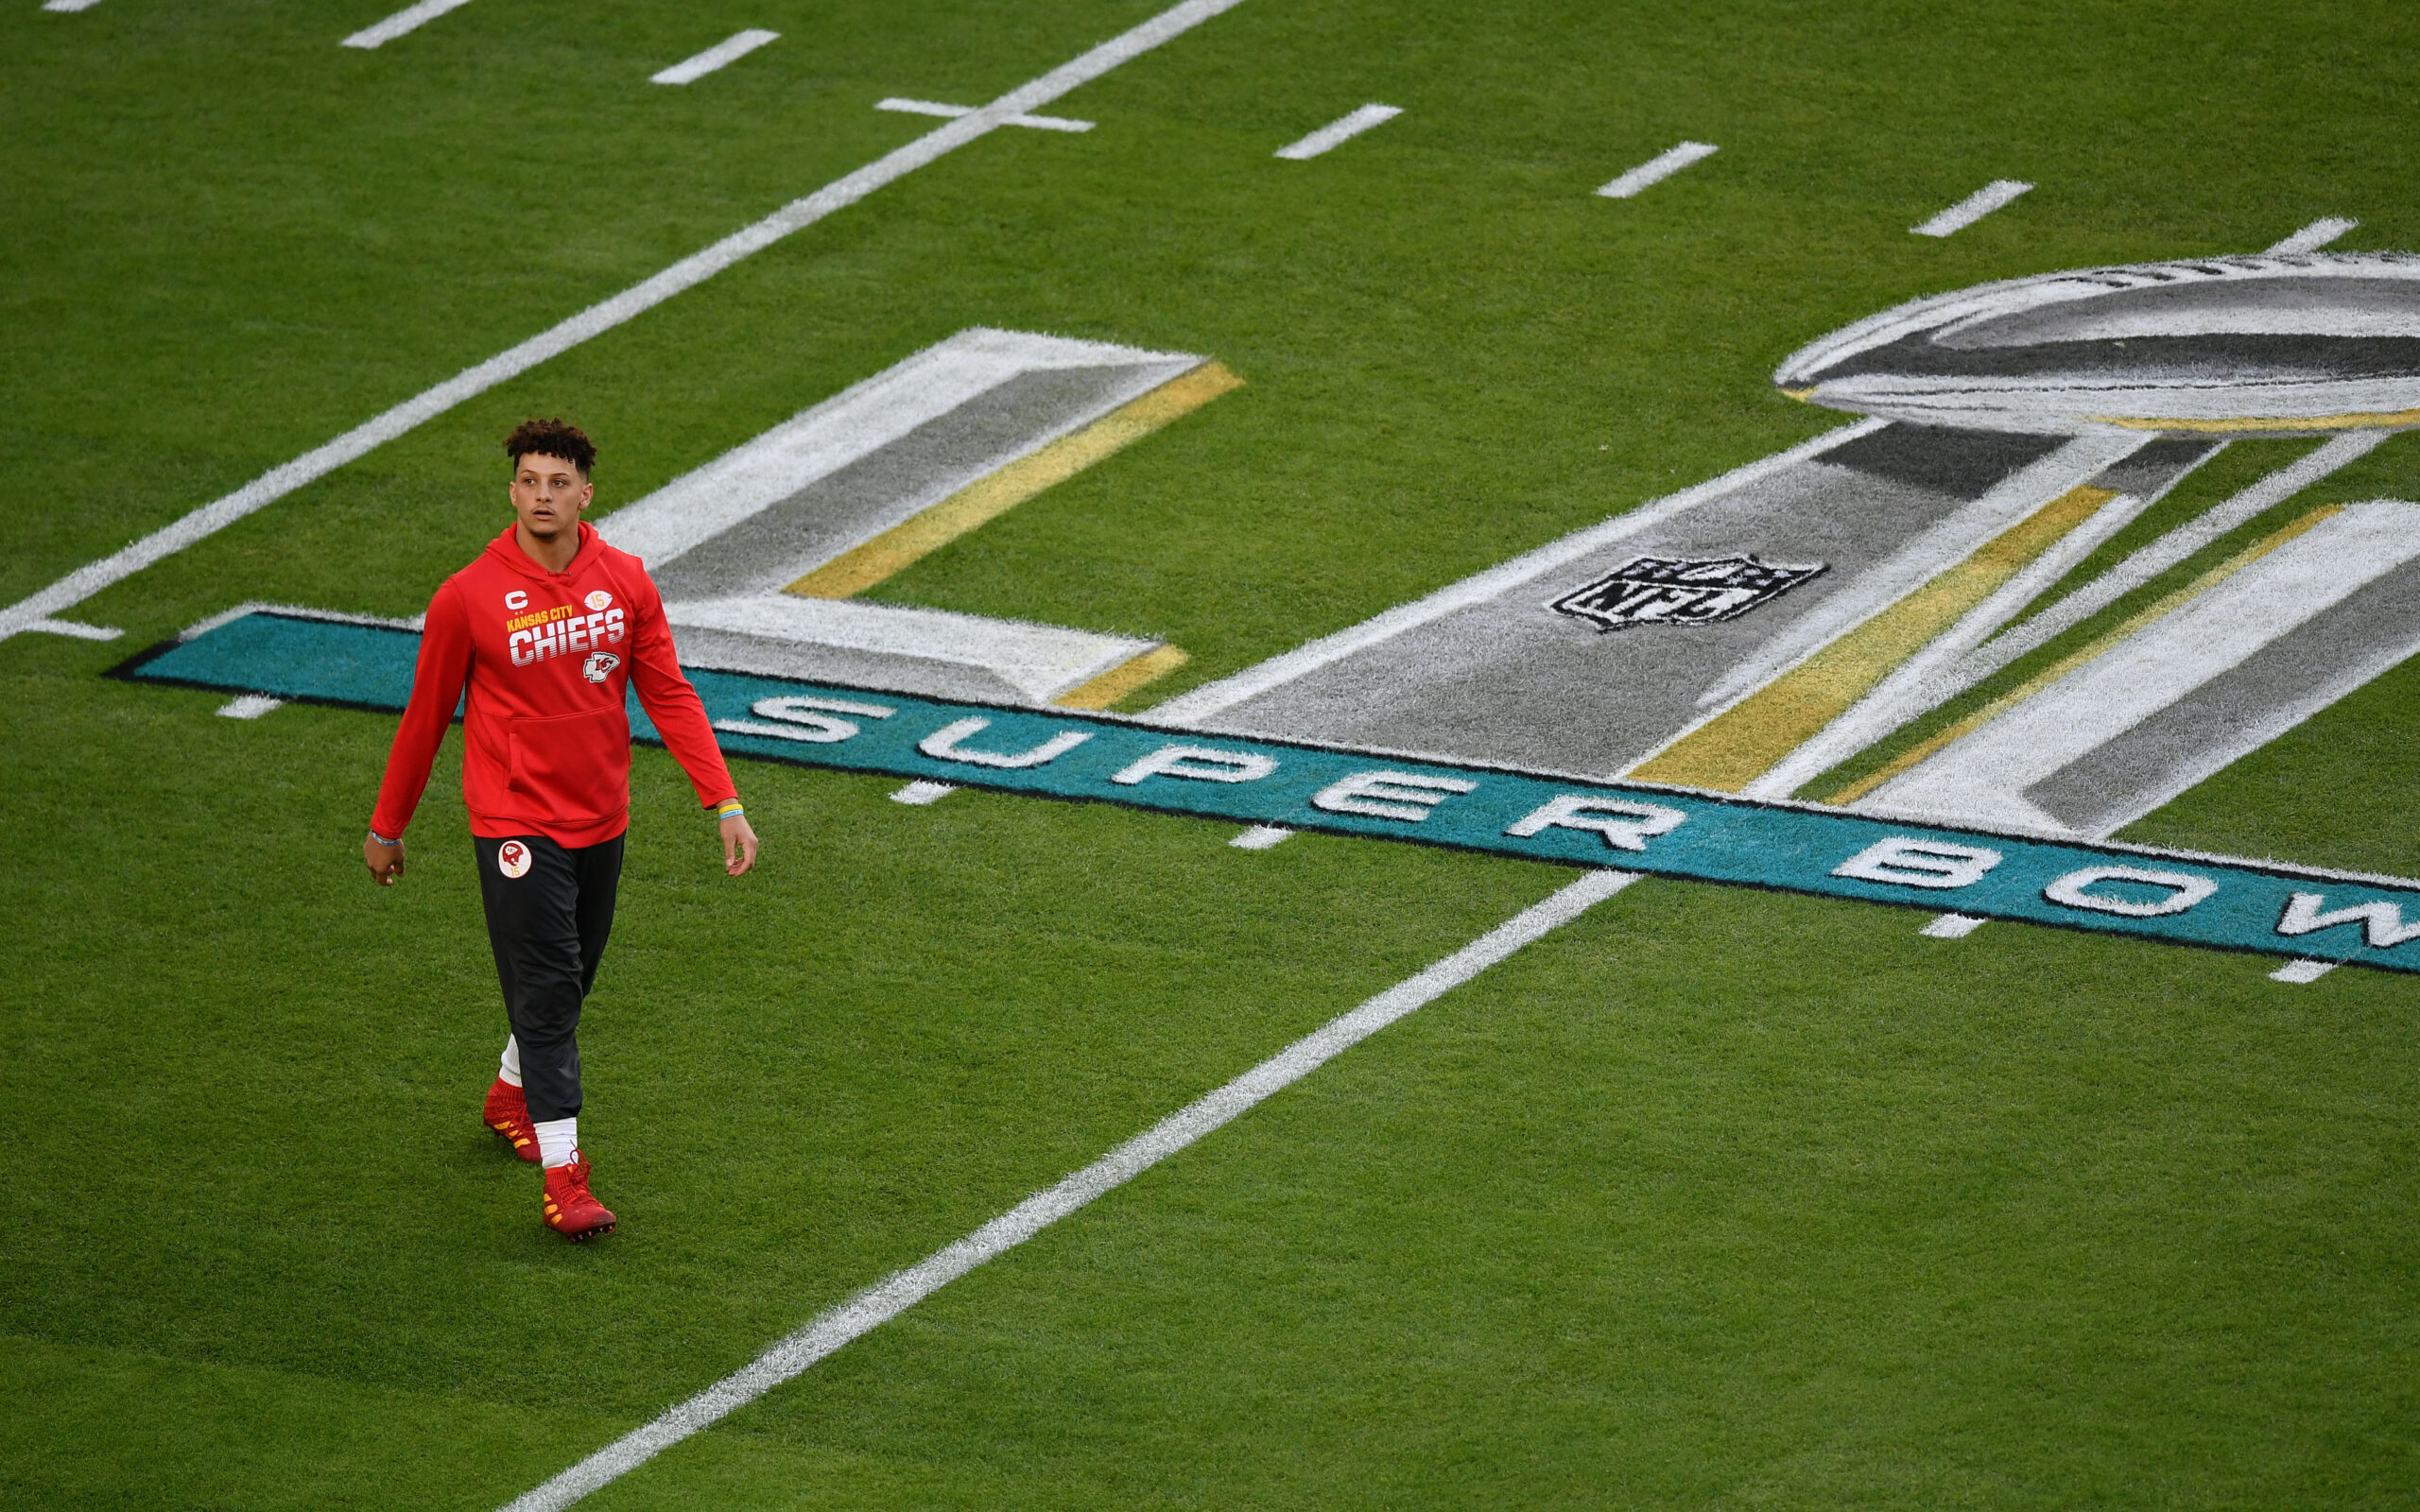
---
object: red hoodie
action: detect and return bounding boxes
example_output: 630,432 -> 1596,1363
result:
371,522 -> 736,848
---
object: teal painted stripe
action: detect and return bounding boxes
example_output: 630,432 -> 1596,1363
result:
118,610 -> 2420,973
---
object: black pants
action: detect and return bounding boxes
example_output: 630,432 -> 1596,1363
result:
475,833 -> 624,1125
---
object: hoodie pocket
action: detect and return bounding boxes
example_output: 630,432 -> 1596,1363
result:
506,704 -> 631,823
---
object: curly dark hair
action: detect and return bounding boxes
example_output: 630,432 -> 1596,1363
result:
504,418 -> 596,476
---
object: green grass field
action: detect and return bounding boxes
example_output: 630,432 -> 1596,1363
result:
6,1 -> 2420,1506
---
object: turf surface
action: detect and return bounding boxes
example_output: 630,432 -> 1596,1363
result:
6,1 -> 2419,1506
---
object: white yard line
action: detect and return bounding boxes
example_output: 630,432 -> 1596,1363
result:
1149,418 -> 1887,727
216,696 -> 285,719
496,868 -> 1638,1512
341,0 -> 478,48
43,0 -> 107,12
1595,142 -> 1718,199
2267,217 -> 2357,255
0,0 -> 1248,649
2270,958 -> 2337,984
652,29 -> 781,86
890,781 -> 957,804
1919,914 -> 1986,938
1230,825 -> 1292,849
1273,104 -> 1401,160
876,97 -> 1095,132
1910,180 -> 2032,237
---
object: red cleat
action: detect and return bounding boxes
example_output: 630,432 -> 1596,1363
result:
542,1159 -> 616,1242
482,1077 -> 540,1162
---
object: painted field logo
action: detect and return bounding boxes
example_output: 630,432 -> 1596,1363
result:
582,651 -> 620,684
497,840 -> 531,879
1550,555 -> 1827,631
594,328 -> 1236,709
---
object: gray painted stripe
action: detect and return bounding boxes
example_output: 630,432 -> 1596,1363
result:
1149,418 -> 1889,727
1873,501 -> 2420,835
2028,542 -> 2420,835
1743,438 -> 2219,799
648,362 -> 1192,600
1184,425 -> 2072,777
1954,431 -> 2390,688
1696,430 -> 2148,719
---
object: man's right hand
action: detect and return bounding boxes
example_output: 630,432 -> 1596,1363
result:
364,832 -> 406,885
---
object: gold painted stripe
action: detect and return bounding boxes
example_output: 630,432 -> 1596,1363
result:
1823,504 -> 2346,805
1629,483 -> 2118,793
2095,410 -> 2420,434
787,361 -> 1245,600
1051,644 -> 1190,710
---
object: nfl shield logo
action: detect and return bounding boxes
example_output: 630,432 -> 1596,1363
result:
1549,554 -> 1827,632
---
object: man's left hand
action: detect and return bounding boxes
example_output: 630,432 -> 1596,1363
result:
719,814 -> 759,877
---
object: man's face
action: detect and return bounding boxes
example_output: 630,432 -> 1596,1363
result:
509,454 -> 593,540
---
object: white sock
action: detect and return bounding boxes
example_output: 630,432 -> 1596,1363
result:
498,1035 -> 523,1089
534,1117 -> 579,1169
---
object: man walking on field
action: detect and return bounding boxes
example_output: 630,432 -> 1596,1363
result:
363,419 -> 757,1242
